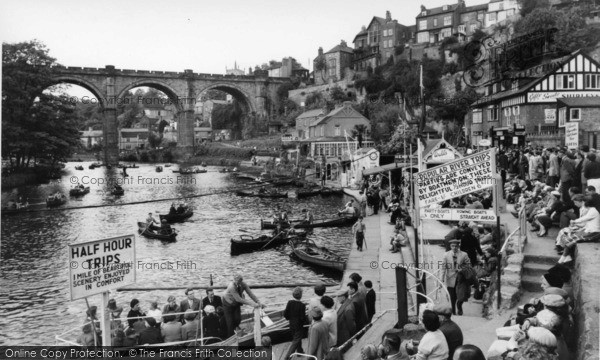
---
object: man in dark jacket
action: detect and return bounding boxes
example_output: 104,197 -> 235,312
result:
335,289 -> 356,346
460,227 -> 483,266
347,282 -> 368,332
180,288 -> 201,319
433,304 -> 463,360
283,287 -> 307,359
364,280 -> 376,322
560,151 -> 577,203
201,288 -> 223,313
138,317 -> 162,345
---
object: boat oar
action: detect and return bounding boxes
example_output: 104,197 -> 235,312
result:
260,230 -> 286,250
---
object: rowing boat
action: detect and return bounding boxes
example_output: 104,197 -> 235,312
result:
137,221 -> 177,242
235,190 -> 288,198
69,186 -> 90,197
46,193 -> 67,207
290,239 -> 346,272
159,209 -> 193,223
260,218 -> 303,230
230,230 -> 307,255
293,216 -> 357,229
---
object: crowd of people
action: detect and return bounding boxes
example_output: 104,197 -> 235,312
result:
503,145 -> 600,264
77,274 -> 263,346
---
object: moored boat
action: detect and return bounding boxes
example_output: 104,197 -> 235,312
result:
235,190 -> 288,198
260,218 -> 303,230
112,187 -> 125,196
74,165 -> 84,170
156,166 -> 163,172
137,221 -> 177,241
230,230 -> 307,255
194,168 -> 207,173
290,239 -> 345,272
69,186 -> 90,197
159,209 -> 193,223
46,193 -> 67,207
293,216 -> 357,229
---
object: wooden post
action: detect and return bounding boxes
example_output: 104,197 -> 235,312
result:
84,298 -> 98,347
253,307 -> 261,346
395,267 -> 408,328
101,292 -> 111,346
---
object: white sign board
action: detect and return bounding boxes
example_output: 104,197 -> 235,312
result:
527,92 -> 600,103
565,122 -> 579,150
430,148 -> 456,162
416,149 -> 496,206
544,109 -> 556,124
68,235 -> 136,300
478,139 -> 491,147
420,208 -> 497,222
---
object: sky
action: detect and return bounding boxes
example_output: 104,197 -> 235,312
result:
1,0 -> 488,98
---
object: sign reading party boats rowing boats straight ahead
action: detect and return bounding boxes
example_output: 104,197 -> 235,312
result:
416,148 -> 496,206
68,235 -> 136,300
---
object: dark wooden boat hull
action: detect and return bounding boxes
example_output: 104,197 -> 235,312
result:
69,187 -> 90,196
230,232 -> 306,254
235,190 -> 288,198
112,189 -> 125,196
156,167 -> 163,172
291,243 -> 345,272
159,210 -> 193,223
293,216 -> 357,229
46,196 -> 67,207
137,222 -> 177,241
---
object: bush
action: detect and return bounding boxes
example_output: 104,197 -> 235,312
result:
121,153 -> 139,162
139,152 -> 149,162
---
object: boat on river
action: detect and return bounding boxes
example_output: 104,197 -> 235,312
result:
292,216 -> 357,229
69,186 -> 90,197
46,193 -> 67,207
137,221 -> 177,241
159,209 -> 193,223
290,239 -> 345,272
260,218 -> 303,230
74,165 -> 84,171
235,190 -> 288,198
156,166 -> 163,172
112,187 -> 125,196
194,168 -> 207,173
2,200 -> 29,212
230,230 -> 307,255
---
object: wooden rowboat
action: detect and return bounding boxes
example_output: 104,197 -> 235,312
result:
230,230 -> 307,255
46,193 -> 67,207
137,221 -> 177,242
235,190 -> 288,198
290,239 -> 346,272
293,216 -> 357,229
159,209 -> 193,223
69,186 -> 90,197
260,218 -> 303,230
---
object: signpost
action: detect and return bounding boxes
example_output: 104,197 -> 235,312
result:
565,122 -> 579,150
415,148 -> 497,207
420,208 -> 497,222
69,234 -> 136,346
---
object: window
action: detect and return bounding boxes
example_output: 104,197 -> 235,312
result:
570,108 -> 581,121
417,32 -> 430,43
335,126 -> 341,136
444,16 -> 451,26
470,24 -> 478,33
388,39 -> 393,48
513,106 -> 520,124
473,110 -> 482,124
489,106 -> 499,121
458,25 -> 466,33
558,108 -> 566,127
556,74 -> 575,89
421,10 -> 427,16
503,107 -> 511,117
434,18 -> 438,27
383,29 -> 388,36
585,74 -> 600,89
488,13 -> 497,22
441,28 -> 451,39
443,5 -> 448,11
419,20 -> 427,30
321,127 -> 324,136
477,13 -> 484,21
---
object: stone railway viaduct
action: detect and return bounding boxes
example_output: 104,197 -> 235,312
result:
51,65 -> 290,164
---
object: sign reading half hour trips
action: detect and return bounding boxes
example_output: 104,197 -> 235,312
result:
68,235 -> 136,300
416,148 -> 496,206
420,208 -> 497,222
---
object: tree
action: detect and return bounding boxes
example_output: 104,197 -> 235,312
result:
314,56 -> 327,82
352,124 -> 368,148
3,40 -> 81,168
520,0 -> 550,17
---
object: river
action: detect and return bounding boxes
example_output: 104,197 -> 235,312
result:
0,163 -> 352,345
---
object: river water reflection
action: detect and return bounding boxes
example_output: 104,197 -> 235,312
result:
0,163 -> 352,345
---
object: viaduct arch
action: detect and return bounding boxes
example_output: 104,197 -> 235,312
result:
51,65 -> 290,164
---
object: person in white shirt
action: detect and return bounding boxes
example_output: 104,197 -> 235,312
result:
407,310 -> 449,360
146,301 -> 162,328
320,296 -> 337,346
556,196 -> 600,263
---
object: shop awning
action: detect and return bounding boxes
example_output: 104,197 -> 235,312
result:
362,162 -> 413,176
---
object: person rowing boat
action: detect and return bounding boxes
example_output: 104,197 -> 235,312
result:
338,203 -> 356,217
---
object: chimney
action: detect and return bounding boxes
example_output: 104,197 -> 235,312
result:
386,11 -> 391,21
421,5 -> 426,12
341,40 -> 347,47
361,25 -> 366,31
318,47 -> 323,56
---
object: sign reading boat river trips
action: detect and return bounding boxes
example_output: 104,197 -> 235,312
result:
416,148 -> 496,206
420,208 -> 497,222
68,235 -> 136,300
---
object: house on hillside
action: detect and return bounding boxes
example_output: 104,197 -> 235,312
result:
119,128 -> 149,151
457,3 -> 487,42
485,0 -> 519,28
352,11 -> 413,73
267,57 -> 309,81
80,127 -> 103,149
294,108 -> 326,140
300,101 -> 373,158
464,50 -> 600,148
313,41 -> 354,85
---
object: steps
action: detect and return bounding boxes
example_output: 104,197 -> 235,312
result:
521,253 -> 559,292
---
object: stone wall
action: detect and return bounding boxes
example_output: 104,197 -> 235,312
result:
287,80 -> 360,106
572,243 -> 600,360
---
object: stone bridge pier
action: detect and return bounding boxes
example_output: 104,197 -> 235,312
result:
51,65 -> 289,165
